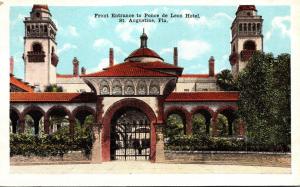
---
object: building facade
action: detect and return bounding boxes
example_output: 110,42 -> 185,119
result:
10,4 -> 263,162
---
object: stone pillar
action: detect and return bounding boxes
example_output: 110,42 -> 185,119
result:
69,118 -> 75,136
238,119 -> 246,137
186,114 -> 192,135
44,118 -> 50,134
211,113 -> 218,136
91,123 -> 102,163
19,119 -> 25,134
155,124 -> 165,162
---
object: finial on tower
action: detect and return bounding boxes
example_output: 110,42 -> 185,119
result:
140,28 -> 148,48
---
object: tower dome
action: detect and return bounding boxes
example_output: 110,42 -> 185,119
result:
124,29 -> 164,63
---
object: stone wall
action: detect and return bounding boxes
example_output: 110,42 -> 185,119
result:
165,151 -> 291,167
10,151 -> 90,165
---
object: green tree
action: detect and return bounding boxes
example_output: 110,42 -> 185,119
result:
216,114 -> 228,136
165,114 -> 185,140
216,69 -> 237,91
192,114 -> 206,135
237,52 -> 290,151
45,84 -> 63,92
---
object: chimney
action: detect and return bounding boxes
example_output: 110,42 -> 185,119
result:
81,67 -> 86,75
109,48 -> 114,67
209,56 -> 215,77
173,47 -> 178,66
10,56 -> 14,74
72,57 -> 79,76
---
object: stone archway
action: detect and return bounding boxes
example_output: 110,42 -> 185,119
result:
101,98 -> 157,162
110,107 -> 151,161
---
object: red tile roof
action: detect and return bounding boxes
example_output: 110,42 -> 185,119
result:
81,61 -> 176,77
135,61 -> 183,70
125,48 -> 163,61
10,74 -> 34,92
32,4 -> 49,11
10,92 -> 97,103
237,5 -> 257,12
165,91 -> 240,102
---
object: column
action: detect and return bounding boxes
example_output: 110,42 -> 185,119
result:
155,123 -> 165,162
238,119 -> 246,137
19,119 -> 25,134
69,118 -> 75,136
211,113 -> 218,136
91,123 -> 102,163
44,118 -> 50,134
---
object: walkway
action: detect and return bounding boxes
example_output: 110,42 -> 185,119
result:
10,161 -> 291,174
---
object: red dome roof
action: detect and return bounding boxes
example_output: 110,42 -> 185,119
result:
125,47 -> 163,61
32,5 -> 49,11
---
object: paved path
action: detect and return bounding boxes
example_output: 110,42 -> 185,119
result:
10,161 -> 291,174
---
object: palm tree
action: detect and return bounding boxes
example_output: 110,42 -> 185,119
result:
216,69 -> 237,91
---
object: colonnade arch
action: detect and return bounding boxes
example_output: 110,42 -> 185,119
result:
10,104 -> 96,136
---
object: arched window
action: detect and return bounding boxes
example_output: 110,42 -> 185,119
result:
243,40 -> 256,50
239,24 -> 242,32
243,23 -> 247,31
248,23 -> 252,31
257,23 -> 261,33
252,23 -> 256,31
32,43 -> 42,53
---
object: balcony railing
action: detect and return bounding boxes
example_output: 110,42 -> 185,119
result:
240,50 -> 256,61
28,51 -> 45,62
238,31 -> 261,36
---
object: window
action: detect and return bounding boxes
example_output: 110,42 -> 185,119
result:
243,40 -> 256,50
32,43 -> 42,53
184,89 -> 189,92
239,24 -> 242,32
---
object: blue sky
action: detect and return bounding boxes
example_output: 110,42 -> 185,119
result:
10,6 -> 290,79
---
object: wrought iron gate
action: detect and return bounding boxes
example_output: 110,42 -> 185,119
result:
110,109 -> 150,160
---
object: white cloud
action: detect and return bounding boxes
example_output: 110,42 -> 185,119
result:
87,58 -> 109,73
57,43 -> 77,55
115,21 -> 157,43
177,39 -> 211,60
67,25 -> 79,37
93,38 -> 126,57
87,58 -> 120,73
160,48 -> 173,55
180,10 -> 233,28
265,16 -> 290,40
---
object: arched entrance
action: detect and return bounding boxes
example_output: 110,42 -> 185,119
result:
110,107 -> 150,160
101,98 -> 157,162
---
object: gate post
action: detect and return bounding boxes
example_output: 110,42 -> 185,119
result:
91,123 -> 102,163
155,123 -> 165,162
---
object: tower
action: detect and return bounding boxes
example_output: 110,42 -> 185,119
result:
229,5 -> 263,78
23,5 -> 58,90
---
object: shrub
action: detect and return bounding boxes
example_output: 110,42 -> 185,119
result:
10,125 -> 94,157
165,134 -> 290,152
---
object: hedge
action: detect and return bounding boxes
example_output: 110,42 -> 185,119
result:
10,126 -> 94,157
165,135 -> 290,152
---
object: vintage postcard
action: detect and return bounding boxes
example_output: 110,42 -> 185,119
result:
1,0 -> 299,186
